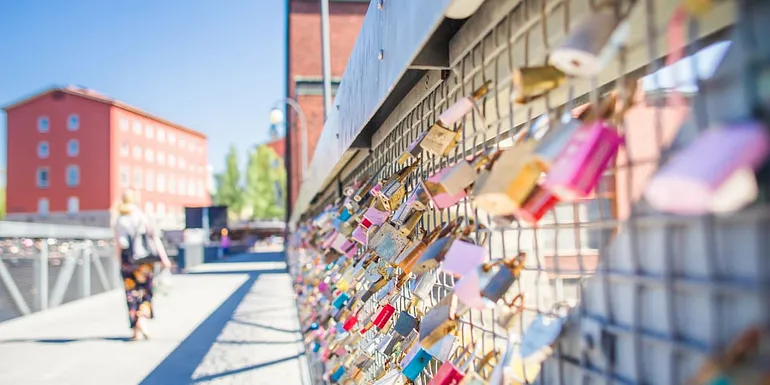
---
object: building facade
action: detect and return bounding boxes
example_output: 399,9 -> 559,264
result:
283,0 -> 369,212
3,86 -> 210,228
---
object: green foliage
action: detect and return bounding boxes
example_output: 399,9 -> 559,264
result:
245,145 -> 286,220
214,145 -> 244,217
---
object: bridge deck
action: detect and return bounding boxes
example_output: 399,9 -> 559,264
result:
0,252 -> 311,385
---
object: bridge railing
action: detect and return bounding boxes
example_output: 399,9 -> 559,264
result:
0,221 -> 120,322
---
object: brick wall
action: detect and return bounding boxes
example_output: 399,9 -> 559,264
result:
286,0 -> 368,209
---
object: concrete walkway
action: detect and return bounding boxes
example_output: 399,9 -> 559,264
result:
0,252 -> 311,385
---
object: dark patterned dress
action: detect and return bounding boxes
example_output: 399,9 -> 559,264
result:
121,249 -> 154,328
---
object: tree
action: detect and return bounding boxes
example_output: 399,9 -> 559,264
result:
214,145 -> 244,218
245,145 -> 286,220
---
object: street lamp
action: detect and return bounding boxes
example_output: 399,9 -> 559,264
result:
270,98 -> 308,179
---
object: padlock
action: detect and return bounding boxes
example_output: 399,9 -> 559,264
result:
519,301 -> 574,361
549,9 -> 631,77
373,303 -> 397,330
424,334 -> 457,363
342,312 -> 358,332
473,141 -> 545,216
543,119 -> 623,200
457,349 -> 499,385
511,65 -> 566,104
391,197 -> 417,227
369,222 -> 410,261
359,201 -> 390,231
422,167 -> 469,210
437,149 -> 496,197
401,341 -> 434,381
644,122 -> 770,215
419,294 -> 469,349
513,185 -> 559,225
495,293 -> 526,331
330,364 -> 346,383
393,223 -> 452,273
380,162 -> 421,211
323,249 -> 343,265
332,292 -> 350,309
453,262 -> 499,310
480,252 -> 527,305
412,220 -> 476,275
393,301 -> 420,337
398,130 -> 431,165
428,342 -> 480,385
442,227 -> 489,278
351,225 -> 367,245
411,270 -> 437,301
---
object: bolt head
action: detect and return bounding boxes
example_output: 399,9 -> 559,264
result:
378,50 -> 384,60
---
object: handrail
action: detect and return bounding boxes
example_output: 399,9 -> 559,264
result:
0,221 -> 113,239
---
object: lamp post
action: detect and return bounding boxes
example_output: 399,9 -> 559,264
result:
270,99 -> 308,179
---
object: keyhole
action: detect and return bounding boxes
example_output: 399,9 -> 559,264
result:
571,59 -> 581,68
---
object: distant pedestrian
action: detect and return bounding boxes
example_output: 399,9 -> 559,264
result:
220,228 -> 231,257
113,189 -> 171,341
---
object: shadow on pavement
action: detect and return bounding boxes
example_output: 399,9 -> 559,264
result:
0,336 -> 134,344
139,251 -> 294,385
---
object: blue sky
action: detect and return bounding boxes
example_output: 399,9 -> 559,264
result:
0,1 -> 286,174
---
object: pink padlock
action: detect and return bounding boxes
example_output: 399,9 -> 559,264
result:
320,231 -> 338,249
351,226 -> 367,244
441,240 -> 487,278
645,122 -> 770,215
318,281 -> 328,292
543,119 -> 623,200
340,239 -> 357,258
360,206 -> 389,229
453,266 -> 496,310
422,168 -> 467,209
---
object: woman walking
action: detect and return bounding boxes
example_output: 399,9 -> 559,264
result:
114,189 -> 171,340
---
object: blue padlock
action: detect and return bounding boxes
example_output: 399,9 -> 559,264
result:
339,207 -> 352,222
330,365 -> 346,383
332,292 -> 350,309
312,341 -> 321,352
401,346 -> 433,381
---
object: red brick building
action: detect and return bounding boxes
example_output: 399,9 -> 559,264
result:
280,0 -> 368,211
3,86 -> 210,228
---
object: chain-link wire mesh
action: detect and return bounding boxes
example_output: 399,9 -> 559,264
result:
293,0 -> 770,383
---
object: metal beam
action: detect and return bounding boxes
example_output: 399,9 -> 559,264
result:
0,258 -> 31,316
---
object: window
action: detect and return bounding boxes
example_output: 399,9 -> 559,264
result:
157,151 -> 166,165
168,133 -> 176,144
67,139 -> 79,157
67,114 -> 79,131
168,154 -> 176,167
38,198 -> 49,216
145,202 -> 154,214
120,142 -> 129,157
145,125 -> 154,139
146,170 -> 155,191
157,128 -> 166,142
67,196 -> 79,214
133,145 -> 142,160
38,141 -> 49,158
145,148 -> 155,163
178,177 -> 186,196
168,175 -> 176,194
157,202 -> 166,216
38,116 -> 49,132
133,168 -> 143,189
178,157 -> 186,170
66,165 -> 80,187
120,166 -> 130,187
188,180 -> 195,197
37,167 -> 50,188
157,173 -> 166,193
119,119 -> 129,131
179,138 -> 186,149
132,121 -> 142,135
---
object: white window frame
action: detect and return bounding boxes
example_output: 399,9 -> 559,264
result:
67,196 -> 79,214
133,145 -> 142,160
157,151 -> 166,165
67,114 -> 79,131
120,166 -> 130,187
168,175 -> 176,194
38,141 -> 50,159
145,148 -> 155,163
157,202 -> 166,216
66,165 -> 80,187
120,142 -> 129,157
168,133 -> 176,144
133,168 -> 143,189
145,201 -> 154,214
146,170 -> 155,192
179,177 -> 186,196
67,139 -> 79,157
145,124 -> 154,139
37,167 -> 50,188
132,121 -> 142,135
38,116 -> 50,133
157,173 -> 166,193
38,198 -> 49,216
157,128 -> 166,142
168,154 -> 176,167
119,118 -> 129,131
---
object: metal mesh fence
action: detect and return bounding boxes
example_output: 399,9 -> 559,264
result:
292,0 -> 770,383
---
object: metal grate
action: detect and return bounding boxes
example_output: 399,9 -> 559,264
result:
292,0 -> 770,383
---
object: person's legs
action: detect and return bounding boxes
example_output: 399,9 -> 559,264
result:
130,264 -> 154,339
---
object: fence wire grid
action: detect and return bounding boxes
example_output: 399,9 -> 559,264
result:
293,0 -> 770,384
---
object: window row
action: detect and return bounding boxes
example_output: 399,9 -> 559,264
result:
118,118 -> 204,154
36,196 -> 80,215
37,115 -> 79,132
119,143 -> 205,172
36,166 -> 79,188
118,167 -> 207,198
37,140 -> 80,158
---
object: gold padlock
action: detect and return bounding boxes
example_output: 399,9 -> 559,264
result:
438,149 -> 497,196
511,65 -> 566,104
472,141 -> 545,216
421,80 -> 493,157
379,162 -> 420,212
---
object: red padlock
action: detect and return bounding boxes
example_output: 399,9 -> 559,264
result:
342,314 -> 358,332
514,185 -> 559,225
427,342 -> 479,385
372,304 -> 396,330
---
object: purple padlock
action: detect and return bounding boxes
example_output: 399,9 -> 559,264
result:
645,122 -> 770,215
441,240 -> 487,278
